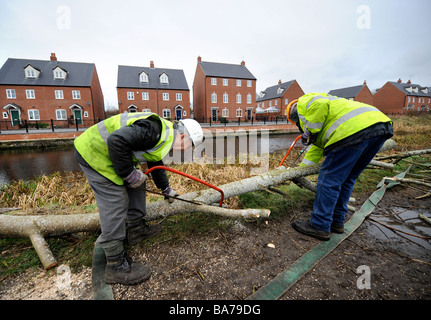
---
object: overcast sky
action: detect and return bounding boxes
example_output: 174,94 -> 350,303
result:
1,0 -> 430,110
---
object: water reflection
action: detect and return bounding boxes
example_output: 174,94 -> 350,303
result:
0,133 -> 299,186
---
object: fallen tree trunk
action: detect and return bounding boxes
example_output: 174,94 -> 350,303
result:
0,139 -> 397,269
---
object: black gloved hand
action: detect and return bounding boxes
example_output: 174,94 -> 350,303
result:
162,186 -> 179,203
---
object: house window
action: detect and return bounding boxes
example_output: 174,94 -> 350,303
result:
56,109 -> 67,120
223,93 -> 228,103
183,110 -> 187,117
84,111 -> 89,117
223,79 -> 228,86
211,78 -> 217,85
26,89 -> 35,99
127,92 -> 134,100
236,93 -> 241,103
274,100 -> 278,105
26,69 -> 36,78
55,90 -> 64,99
28,109 -> 40,121
176,93 -> 182,101
140,72 -> 148,83
211,93 -> 217,103
163,109 -> 171,118
236,80 -> 241,87
142,92 -> 149,100
142,109 -> 151,113
247,93 -> 252,104
160,73 -> 169,84
236,109 -> 242,117
71,90 -> 81,99
277,87 -> 284,95
222,108 -> 229,117
247,80 -> 252,87
285,99 -> 289,105
53,68 -> 66,80
3,112 -> 9,119
6,89 -> 16,99
163,92 -> 169,101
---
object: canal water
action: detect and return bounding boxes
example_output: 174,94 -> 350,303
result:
0,133 -> 299,186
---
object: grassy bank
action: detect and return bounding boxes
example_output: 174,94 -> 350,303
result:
1,115 -> 430,278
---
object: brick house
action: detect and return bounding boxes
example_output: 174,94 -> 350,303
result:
193,56 -> 257,122
256,79 -> 304,118
373,79 -> 431,114
117,61 -> 190,120
328,81 -> 374,105
0,53 -> 105,128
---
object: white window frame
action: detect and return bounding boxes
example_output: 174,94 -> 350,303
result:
28,109 -> 40,121
236,93 -> 241,104
56,109 -> 67,120
26,69 -> 36,78
211,78 -> 217,85
160,73 -> 169,84
72,90 -> 81,99
222,108 -> 229,117
247,93 -> 252,104
163,109 -> 171,118
84,111 -> 89,117
211,93 -> 217,103
247,80 -> 252,87
142,109 -> 151,113
26,89 -> 35,99
223,93 -> 228,103
6,89 -> 16,99
55,90 -> 64,99
236,79 -> 241,87
127,92 -> 134,100
163,92 -> 169,101
176,93 -> 182,101
223,79 -> 228,86
236,108 -> 242,117
140,72 -> 149,83
142,92 -> 149,100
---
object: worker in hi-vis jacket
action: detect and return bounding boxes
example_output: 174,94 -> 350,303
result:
74,112 -> 203,285
287,93 -> 393,241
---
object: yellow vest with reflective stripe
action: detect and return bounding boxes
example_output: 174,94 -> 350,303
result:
74,112 -> 174,185
297,93 -> 392,166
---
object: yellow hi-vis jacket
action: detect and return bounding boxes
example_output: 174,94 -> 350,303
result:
74,112 -> 174,185
297,93 -> 392,166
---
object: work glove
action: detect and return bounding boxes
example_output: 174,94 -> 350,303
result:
162,186 -> 179,203
124,168 -> 148,188
301,129 -> 315,146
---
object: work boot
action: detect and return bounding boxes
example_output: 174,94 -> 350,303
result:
331,224 -> 344,234
105,251 -> 151,285
291,220 -> 331,241
127,220 -> 163,245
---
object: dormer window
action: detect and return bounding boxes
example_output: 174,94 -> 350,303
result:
160,73 -> 169,84
24,65 -> 40,79
277,87 -> 284,95
53,66 -> 67,80
139,71 -> 149,83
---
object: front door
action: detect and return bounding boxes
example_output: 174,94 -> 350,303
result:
10,110 -> 20,126
74,109 -> 82,124
247,109 -> 252,120
176,109 -> 182,120
212,109 -> 217,121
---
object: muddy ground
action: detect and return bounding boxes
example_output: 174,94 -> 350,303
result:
1,178 -> 430,302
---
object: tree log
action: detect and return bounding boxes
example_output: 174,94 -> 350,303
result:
0,138 -> 396,269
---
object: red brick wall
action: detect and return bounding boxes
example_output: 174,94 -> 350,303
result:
90,66 -> 106,120
192,63 -> 206,120
117,87 -> 191,119
355,86 -> 374,105
0,85 -> 98,124
373,82 -> 406,114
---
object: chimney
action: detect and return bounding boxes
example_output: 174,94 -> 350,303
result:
278,79 -> 282,85
397,78 -> 402,83
197,56 -> 202,62
241,60 -> 245,66
407,79 -> 411,84
50,53 -> 57,61
363,80 -> 367,85
150,61 -> 154,68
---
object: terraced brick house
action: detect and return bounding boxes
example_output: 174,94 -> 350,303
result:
256,79 -> 304,118
117,61 -> 190,120
373,79 -> 431,114
328,81 -> 374,105
0,53 -> 105,128
193,56 -> 257,122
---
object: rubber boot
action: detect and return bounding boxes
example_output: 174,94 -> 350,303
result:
105,251 -> 151,285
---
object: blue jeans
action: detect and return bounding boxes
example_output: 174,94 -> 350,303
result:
310,136 -> 388,232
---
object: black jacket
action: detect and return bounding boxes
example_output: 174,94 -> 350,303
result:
75,118 -> 170,190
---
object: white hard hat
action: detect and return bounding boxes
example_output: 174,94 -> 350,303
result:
179,119 -> 204,146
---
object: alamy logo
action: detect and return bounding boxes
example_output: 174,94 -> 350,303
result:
356,265 -> 371,289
